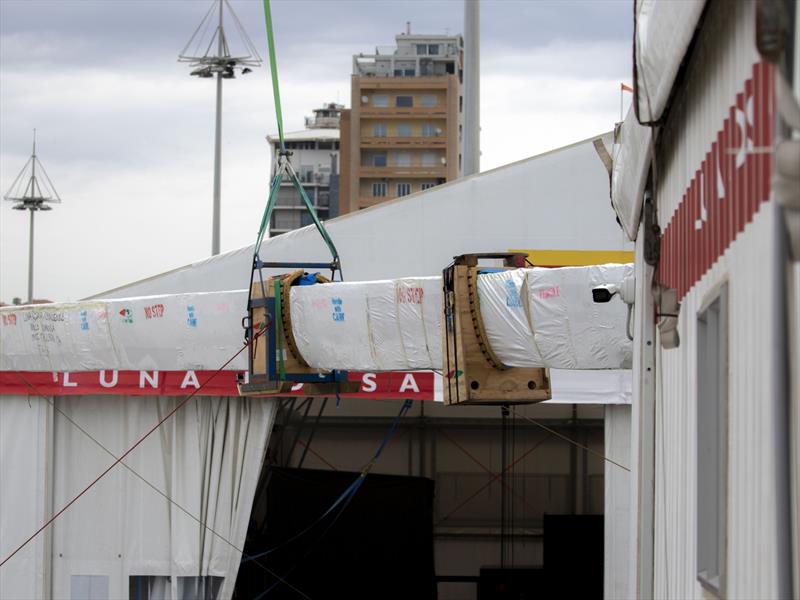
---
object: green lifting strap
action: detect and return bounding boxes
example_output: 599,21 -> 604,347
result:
254,0 -> 341,265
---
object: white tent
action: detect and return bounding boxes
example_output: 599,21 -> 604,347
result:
1,134 -> 631,598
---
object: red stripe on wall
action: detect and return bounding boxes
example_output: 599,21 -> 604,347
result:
657,62 -> 775,301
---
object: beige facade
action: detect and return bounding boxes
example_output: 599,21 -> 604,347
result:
340,35 -> 463,214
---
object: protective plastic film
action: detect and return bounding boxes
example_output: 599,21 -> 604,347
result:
478,264 -> 633,369
289,277 -> 443,372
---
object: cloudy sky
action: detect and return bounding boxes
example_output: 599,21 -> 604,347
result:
0,0 -> 633,302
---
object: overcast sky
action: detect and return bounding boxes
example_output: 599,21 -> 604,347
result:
0,0 -> 633,302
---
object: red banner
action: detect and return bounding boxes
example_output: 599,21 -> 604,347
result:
0,370 -> 437,400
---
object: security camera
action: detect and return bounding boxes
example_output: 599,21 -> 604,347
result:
592,275 -> 635,305
592,284 -> 619,303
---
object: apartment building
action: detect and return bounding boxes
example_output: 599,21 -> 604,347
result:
340,29 -> 463,214
267,103 -> 342,236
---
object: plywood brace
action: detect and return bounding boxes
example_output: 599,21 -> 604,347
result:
442,253 -> 552,406
238,270 -> 359,397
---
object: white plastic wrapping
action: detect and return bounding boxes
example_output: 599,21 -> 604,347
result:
611,108 -> 653,241
2,266 -> 632,375
635,0 -> 706,123
479,264 -> 634,369
0,291 -> 248,372
289,277 -> 442,371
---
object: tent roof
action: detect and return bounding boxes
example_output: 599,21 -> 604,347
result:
90,132 -> 629,300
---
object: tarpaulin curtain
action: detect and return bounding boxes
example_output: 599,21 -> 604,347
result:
1,394 -> 275,599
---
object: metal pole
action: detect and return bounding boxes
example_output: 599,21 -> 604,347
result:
463,0 -> 480,176
27,209 -> 34,303
211,0 -> 223,256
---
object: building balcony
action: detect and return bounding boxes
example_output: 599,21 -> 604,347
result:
359,106 -> 448,118
360,136 -> 446,148
360,166 -> 446,178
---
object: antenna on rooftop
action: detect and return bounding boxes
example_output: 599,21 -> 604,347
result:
3,129 -> 62,303
179,0 -> 262,256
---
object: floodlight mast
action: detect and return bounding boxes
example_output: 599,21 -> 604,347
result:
179,0 -> 262,256
2,129 -> 62,303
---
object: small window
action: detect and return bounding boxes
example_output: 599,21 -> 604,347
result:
177,576 -> 223,600
373,123 -> 388,137
396,182 -> 412,197
697,286 -> 728,596
420,182 -> 436,191
403,69 -> 415,76
393,69 -> 403,77
421,95 -> 437,107
373,95 -> 389,107
300,165 -> 314,183
421,152 -> 437,167
395,96 -> 413,108
71,575 -> 109,600
395,152 -> 412,167
372,182 -> 387,197
428,44 -> 439,55
372,153 -> 387,167
273,211 -> 301,231
129,576 -> 170,600
396,123 -> 412,137
421,123 -> 438,137
416,44 -> 428,55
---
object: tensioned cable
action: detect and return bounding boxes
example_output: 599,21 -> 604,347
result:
507,407 -> 630,472
11,373 -> 309,600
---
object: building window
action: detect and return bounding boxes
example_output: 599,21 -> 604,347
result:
300,165 -> 314,183
697,286 -> 728,596
372,182 -> 387,197
396,123 -> 412,137
373,123 -> 388,137
372,152 -> 387,167
393,69 -> 403,77
373,94 -> 389,107
428,44 -> 439,55
459,95 -> 463,113
71,575 -> 109,600
421,182 -> 436,191
395,152 -> 412,167
273,211 -> 301,231
404,69 -> 415,76
421,123 -> 438,137
396,182 -> 412,197
396,95 -> 413,108
421,152 -> 437,167
276,188 -> 301,207
416,44 -> 428,55
421,95 -> 437,107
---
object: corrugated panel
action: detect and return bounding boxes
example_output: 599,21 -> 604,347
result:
651,1 -> 790,598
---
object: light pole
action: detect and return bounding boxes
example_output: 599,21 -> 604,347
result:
179,0 -> 262,256
3,130 -> 61,303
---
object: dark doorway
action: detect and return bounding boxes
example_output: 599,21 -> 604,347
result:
234,467 -> 436,599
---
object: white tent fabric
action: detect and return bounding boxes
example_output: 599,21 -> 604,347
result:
90,134 -> 628,300
611,108 -> 653,241
0,395 -> 275,600
634,0 -> 707,123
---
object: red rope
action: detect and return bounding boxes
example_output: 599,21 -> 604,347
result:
0,325 -> 269,569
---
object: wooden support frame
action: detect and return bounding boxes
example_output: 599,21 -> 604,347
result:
442,253 -> 552,405
238,271 -> 359,397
